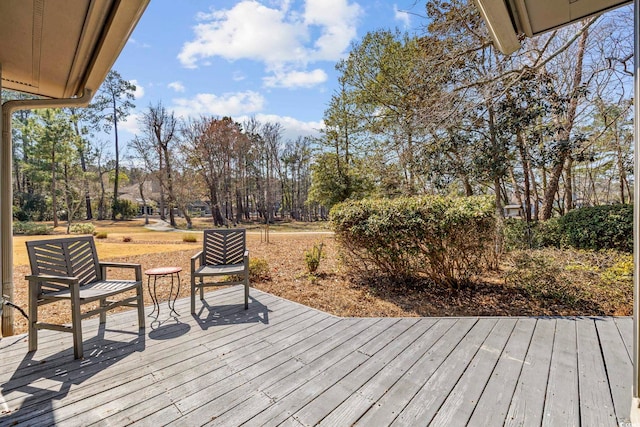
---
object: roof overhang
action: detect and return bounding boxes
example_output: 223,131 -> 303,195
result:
0,0 -> 149,100
474,0 -> 632,54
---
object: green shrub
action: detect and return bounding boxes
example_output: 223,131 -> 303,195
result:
558,204 -> 632,252
112,199 -> 139,220
504,250 -> 581,305
69,223 -> 96,235
504,248 -> 632,314
503,218 -> 561,251
95,232 -> 108,239
304,242 -> 324,274
249,258 -> 270,281
330,195 -> 496,287
182,234 -> 198,243
12,221 -> 53,235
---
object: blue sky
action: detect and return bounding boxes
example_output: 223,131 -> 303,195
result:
112,0 -> 424,143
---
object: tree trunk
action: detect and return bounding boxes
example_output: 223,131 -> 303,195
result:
111,97 -> 120,220
564,156 -> 574,212
540,27 -> 588,220
615,132 -> 629,204
517,133 -> 532,222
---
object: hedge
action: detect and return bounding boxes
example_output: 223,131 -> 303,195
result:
330,195 -> 496,287
557,204 -> 632,252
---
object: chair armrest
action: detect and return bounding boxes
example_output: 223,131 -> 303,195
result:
25,274 -> 79,285
99,261 -> 140,269
191,251 -> 203,272
99,262 -> 142,282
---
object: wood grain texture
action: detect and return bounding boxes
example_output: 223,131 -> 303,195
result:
0,288 -> 632,427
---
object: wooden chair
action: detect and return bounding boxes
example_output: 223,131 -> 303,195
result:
191,229 -> 249,313
25,236 -> 145,359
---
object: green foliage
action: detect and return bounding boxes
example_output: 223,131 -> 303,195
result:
308,153 -> 373,209
504,249 -> 632,314
249,258 -> 270,281
69,223 -> 95,235
182,234 -> 198,243
505,250 -> 580,305
304,242 -> 324,274
111,199 -> 138,220
330,195 -> 496,287
502,218 -> 561,251
14,191 -> 49,222
557,204 -> 632,252
95,232 -> 108,239
13,222 -> 53,235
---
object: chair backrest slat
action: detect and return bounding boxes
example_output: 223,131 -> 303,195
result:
26,236 -> 101,288
203,229 -> 246,266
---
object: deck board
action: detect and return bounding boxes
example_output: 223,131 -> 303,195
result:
0,286 -> 633,427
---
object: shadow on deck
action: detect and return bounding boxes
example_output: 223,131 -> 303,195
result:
0,286 -> 633,426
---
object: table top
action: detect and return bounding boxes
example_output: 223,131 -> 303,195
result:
144,266 -> 182,276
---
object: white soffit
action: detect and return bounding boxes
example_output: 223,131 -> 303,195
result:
0,0 -> 149,100
513,0 -> 632,36
475,0 -> 631,54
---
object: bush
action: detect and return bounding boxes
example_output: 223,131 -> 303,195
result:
95,232 -> 108,239
504,248 -> 632,314
330,195 -> 496,288
557,204 -> 632,252
122,236 -> 133,242
14,192 -> 48,221
182,234 -> 197,243
503,218 -> 561,251
304,243 -> 324,274
249,258 -> 270,281
112,199 -> 139,220
12,222 -> 53,235
69,223 -> 96,235
505,250 -> 580,305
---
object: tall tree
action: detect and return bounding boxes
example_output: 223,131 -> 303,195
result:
32,109 -> 78,227
138,102 -> 187,227
90,70 -> 136,220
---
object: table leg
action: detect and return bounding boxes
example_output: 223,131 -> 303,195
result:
147,275 -> 159,319
168,272 -> 181,318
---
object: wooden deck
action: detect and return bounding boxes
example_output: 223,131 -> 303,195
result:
0,285 -> 633,426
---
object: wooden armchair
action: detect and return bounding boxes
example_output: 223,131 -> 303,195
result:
191,229 -> 249,314
25,236 -> 145,359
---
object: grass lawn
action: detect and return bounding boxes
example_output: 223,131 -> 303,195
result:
7,218 -> 633,336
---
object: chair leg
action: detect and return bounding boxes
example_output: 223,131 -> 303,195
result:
99,298 -> 107,324
191,275 -> 196,314
199,278 -> 204,300
28,282 -> 38,352
70,287 -> 83,359
136,283 -> 145,329
244,275 -> 249,310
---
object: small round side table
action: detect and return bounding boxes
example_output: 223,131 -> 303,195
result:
144,266 -> 182,321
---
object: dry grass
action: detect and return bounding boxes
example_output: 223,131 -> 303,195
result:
7,220 -> 633,336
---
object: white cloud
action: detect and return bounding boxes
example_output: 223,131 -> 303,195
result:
178,0 -> 361,86
303,0 -> 362,61
236,113 -> 324,141
178,1 -> 306,68
129,80 -> 145,99
172,91 -> 266,119
232,71 -> 246,81
127,38 -> 151,48
263,68 -> 328,88
119,113 -> 142,135
394,4 -> 411,28
168,81 -> 186,92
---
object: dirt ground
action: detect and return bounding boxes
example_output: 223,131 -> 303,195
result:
6,221 -> 633,336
